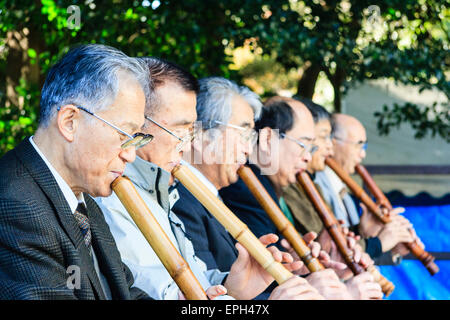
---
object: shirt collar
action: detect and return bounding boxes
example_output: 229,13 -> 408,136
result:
29,136 -> 80,213
124,156 -> 164,191
324,165 -> 346,194
124,156 -> 171,209
180,160 -> 219,197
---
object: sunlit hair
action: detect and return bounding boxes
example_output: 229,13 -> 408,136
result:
39,44 -> 149,127
196,77 -> 262,140
138,57 -> 198,117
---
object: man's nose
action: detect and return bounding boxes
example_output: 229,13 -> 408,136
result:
326,138 -> 333,150
303,150 -> 313,163
360,148 -> 366,160
120,146 -> 137,163
242,138 -> 253,156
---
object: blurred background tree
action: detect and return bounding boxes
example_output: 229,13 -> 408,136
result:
0,0 -> 448,156
230,0 -> 449,141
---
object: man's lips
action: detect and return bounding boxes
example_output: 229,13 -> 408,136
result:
295,167 -> 306,174
111,171 -> 123,179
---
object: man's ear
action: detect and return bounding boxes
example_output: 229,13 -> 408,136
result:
192,132 -> 204,153
258,127 -> 272,153
56,105 -> 81,142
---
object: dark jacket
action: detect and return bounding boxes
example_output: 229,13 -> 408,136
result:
172,183 -> 238,272
0,138 -> 150,300
219,164 -> 283,247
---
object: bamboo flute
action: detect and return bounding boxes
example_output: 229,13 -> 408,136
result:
111,176 -> 208,300
355,163 -> 439,276
172,164 -> 294,285
237,165 -> 325,272
325,158 -> 439,275
297,171 -> 395,296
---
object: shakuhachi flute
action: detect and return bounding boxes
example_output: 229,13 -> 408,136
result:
172,164 -> 294,285
111,176 -> 208,300
325,158 -> 439,275
237,165 -> 325,272
355,165 -> 391,209
297,171 -> 395,297
354,164 -> 439,276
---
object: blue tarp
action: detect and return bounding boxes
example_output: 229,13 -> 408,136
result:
379,204 -> 450,300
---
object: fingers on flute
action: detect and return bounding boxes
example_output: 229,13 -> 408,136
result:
258,233 -> 279,246
353,247 -> 362,263
280,238 -> 294,253
234,242 -> 250,262
302,231 -> 317,244
309,241 -> 321,257
360,253 -> 373,268
389,207 -> 405,216
326,260 -> 347,270
269,276 -> 324,300
266,245 -> 283,262
347,236 -> 356,249
355,271 -> 375,283
283,260 -> 305,273
206,285 -> 228,300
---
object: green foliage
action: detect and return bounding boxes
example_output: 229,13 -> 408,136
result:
374,101 -> 450,142
0,0 -> 243,156
229,0 -> 449,140
0,0 -> 448,157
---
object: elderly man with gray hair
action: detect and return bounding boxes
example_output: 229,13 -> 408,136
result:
173,76 -> 263,273
0,44 -> 153,299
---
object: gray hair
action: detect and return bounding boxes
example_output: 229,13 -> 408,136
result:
196,77 -> 262,139
39,44 -> 150,127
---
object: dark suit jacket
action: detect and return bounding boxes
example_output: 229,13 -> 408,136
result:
172,183 -> 238,272
0,138 -> 150,300
219,164 -> 283,249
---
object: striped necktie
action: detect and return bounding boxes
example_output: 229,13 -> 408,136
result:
74,202 -> 92,253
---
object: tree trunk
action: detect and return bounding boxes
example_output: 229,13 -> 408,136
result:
323,66 -> 346,113
296,62 -> 321,99
332,66 -> 346,113
5,30 -> 27,109
332,81 -> 342,113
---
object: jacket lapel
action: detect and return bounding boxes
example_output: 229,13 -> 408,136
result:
14,138 -> 106,299
85,195 -> 130,300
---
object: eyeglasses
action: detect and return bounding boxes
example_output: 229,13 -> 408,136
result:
145,115 -> 198,152
61,105 -> 153,150
214,120 -> 258,145
279,133 -> 318,156
333,136 -> 368,151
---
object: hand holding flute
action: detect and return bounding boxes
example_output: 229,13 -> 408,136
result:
172,164 -> 325,300
111,176 -> 209,300
297,171 -> 394,296
236,165 -> 362,299
326,158 -> 439,275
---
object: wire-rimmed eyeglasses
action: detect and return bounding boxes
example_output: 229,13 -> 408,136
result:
280,132 -> 318,156
59,105 -> 153,150
145,115 -> 198,152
